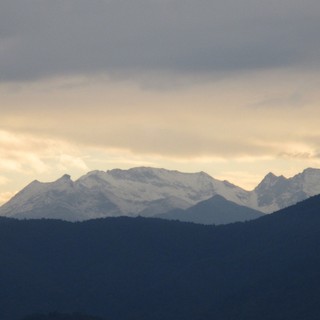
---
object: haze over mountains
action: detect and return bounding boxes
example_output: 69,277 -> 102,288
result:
0,167 -> 320,222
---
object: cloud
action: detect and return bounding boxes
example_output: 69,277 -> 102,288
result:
57,154 -> 88,171
0,130 -> 50,173
0,176 -> 9,186
1,68 -> 320,162
1,101 -> 319,162
0,191 -> 16,205
1,1 -> 320,200
0,130 -> 88,175
0,0 -> 320,83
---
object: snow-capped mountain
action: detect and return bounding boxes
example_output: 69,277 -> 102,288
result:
0,167 -> 319,221
253,168 -> 320,213
0,167 -> 250,221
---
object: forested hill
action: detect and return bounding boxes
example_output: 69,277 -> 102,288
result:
1,195 -> 320,320
21,312 -> 103,320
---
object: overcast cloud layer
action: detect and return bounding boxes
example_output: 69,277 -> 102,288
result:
1,0 -> 320,203
1,0 -> 320,82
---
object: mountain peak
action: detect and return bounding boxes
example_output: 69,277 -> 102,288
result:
301,167 -> 320,175
1,166 -> 320,221
60,174 -> 71,180
55,174 -> 72,183
51,174 -> 74,189
0,166 -> 250,220
265,172 -> 278,179
255,172 -> 279,189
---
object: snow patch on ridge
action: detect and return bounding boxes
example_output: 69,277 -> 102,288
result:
1,167 -> 320,220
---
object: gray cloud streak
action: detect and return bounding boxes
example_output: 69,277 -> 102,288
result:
0,0 -> 320,82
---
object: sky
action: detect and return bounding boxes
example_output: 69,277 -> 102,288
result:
1,0 -> 320,204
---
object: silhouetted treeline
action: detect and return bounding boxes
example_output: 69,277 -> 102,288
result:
21,312 -> 103,320
1,195 -> 320,320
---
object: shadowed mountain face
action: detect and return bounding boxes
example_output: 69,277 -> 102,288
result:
1,195 -> 320,320
156,194 -> 264,224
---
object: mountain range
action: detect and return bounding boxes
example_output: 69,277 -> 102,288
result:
0,167 -> 320,222
2,195 -> 320,320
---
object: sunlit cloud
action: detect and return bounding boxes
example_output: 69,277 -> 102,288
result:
57,154 -> 88,171
0,130 -> 89,175
0,191 -> 16,205
0,176 -> 9,186
0,1 -> 320,200
0,69 -> 319,163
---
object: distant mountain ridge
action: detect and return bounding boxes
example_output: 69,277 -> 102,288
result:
0,167 -> 319,221
254,167 -> 320,212
156,195 -> 264,225
0,167 -> 249,221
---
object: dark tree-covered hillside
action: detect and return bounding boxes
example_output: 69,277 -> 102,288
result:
21,312 -> 103,320
1,195 -> 320,320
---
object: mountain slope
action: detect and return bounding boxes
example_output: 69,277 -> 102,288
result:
254,167 -> 320,212
0,166 -> 320,221
156,194 -> 264,224
1,195 -> 320,320
0,167 -> 249,221
0,174 -> 120,221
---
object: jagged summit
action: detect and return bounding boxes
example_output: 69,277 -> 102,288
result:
54,174 -> 73,186
302,167 -> 319,174
264,172 -> 278,180
0,167 -> 249,221
257,171 -> 278,182
253,167 -> 320,213
0,167 -> 320,221
59,174 -> 72,180
255,172 -> 283,191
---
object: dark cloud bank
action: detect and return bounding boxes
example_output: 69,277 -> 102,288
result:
0,0 -> 320,82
